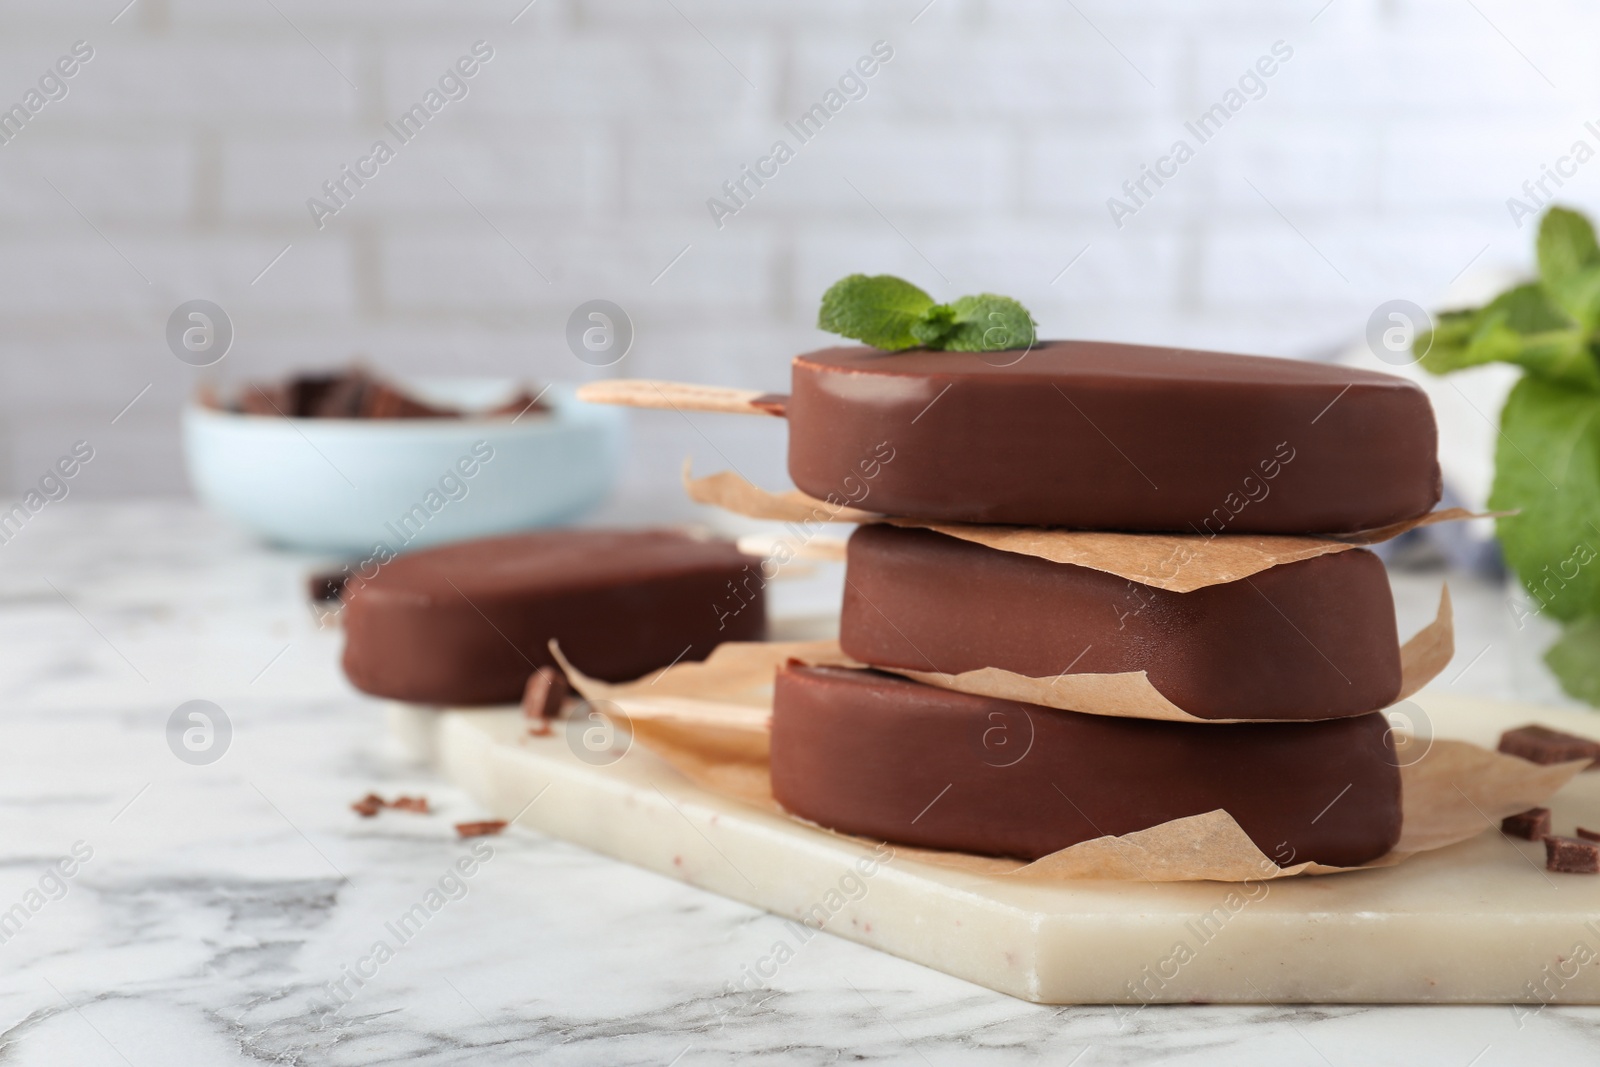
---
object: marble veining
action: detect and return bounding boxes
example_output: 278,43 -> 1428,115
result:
0,501 -> 1596,1065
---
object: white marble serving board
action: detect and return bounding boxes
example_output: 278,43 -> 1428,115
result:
398,693 -> 1600,1007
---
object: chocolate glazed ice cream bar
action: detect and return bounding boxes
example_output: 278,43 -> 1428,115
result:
579,341 -> 1442,534
341,530 -> 765,706
771,665 -> 1402,866
842,525 -> 1403,721
788,342 -> 1441,532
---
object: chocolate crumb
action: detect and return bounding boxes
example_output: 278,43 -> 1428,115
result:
1577,827 -> 1600,843
1498,724 -> 1600,768
1502,807 -> 1551,841
454,820 -> 507,838
351,793 -> 384,818
1545,835 -> 1600,874
522,667 -> 569,720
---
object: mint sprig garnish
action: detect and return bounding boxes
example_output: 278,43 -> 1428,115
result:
817,274 -> 1036,352
1417,205 -> 1600,704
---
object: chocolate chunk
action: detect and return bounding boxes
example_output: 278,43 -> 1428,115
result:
236,383 -> 293,417
1497,725 -> 1600,768
841,526 -> 1402,721
484,389 -> 549,419
307,373 -> 368,417
522,667 -> 569,720
287,373 -> 348,417
1501,807 -> 1551,841
356,378 -> 456,419
770,665 -> 1402,866
1577,827 -> 1600,842
1544,835 -> 1600,874
352,793 -> 429,817
351,793 -> 384,818
341,529 -> 764,705
308,569 -> 349,602
787,342 -> 1440,533
229,367 -> 532,419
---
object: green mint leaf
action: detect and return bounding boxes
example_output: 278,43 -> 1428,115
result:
1498,330 -> 1600,390
1545,264 -> 1600,333
817,274 -> 935,350
1488,375 -> 1600,625
1468,284 -> 1598,388
938,294 -> 1038,353
1544,616 -> 1600,705
1486,281 -> 1573,334
1537,206 -> 1600,288
816,275 -> 1037,352
909,304 -> 957,346
1415,308 -> 1482,374
1419,284 -> 1600,389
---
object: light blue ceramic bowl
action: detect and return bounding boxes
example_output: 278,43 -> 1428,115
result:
183,380 -> 625,555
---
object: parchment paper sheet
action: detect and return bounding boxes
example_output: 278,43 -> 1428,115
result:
551,641 -> 1582,882
685,464 -> 1488,593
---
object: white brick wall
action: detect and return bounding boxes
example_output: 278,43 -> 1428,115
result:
0,0 -> 1594,507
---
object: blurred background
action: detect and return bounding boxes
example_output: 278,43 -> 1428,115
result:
3,0 -> 1593,519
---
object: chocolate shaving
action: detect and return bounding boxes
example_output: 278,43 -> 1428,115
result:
390,795 -> 430,814
1501,807 -> 1550,841
1577,827 -> 1600,843
454,820 -> 508,838
1498,725 -> 1600,769
1544,835 -> 1600,874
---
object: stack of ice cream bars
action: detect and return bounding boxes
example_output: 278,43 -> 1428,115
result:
340,340 -> 1454,869
761,340 -> 1444,869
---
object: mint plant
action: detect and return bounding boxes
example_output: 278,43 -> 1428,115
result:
1417,206 -> 1600,704
818,274 -> 1036,352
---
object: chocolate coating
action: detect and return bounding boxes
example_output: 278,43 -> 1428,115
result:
341,530 -> 765,705
788,342 -> 1441,532
771,666 -> 1402,866
841,526 -> 1402,720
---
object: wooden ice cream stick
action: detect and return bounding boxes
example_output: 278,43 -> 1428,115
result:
576,379 -> 788,417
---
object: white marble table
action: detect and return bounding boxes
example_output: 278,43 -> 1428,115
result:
0,501 -> 1597,1065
